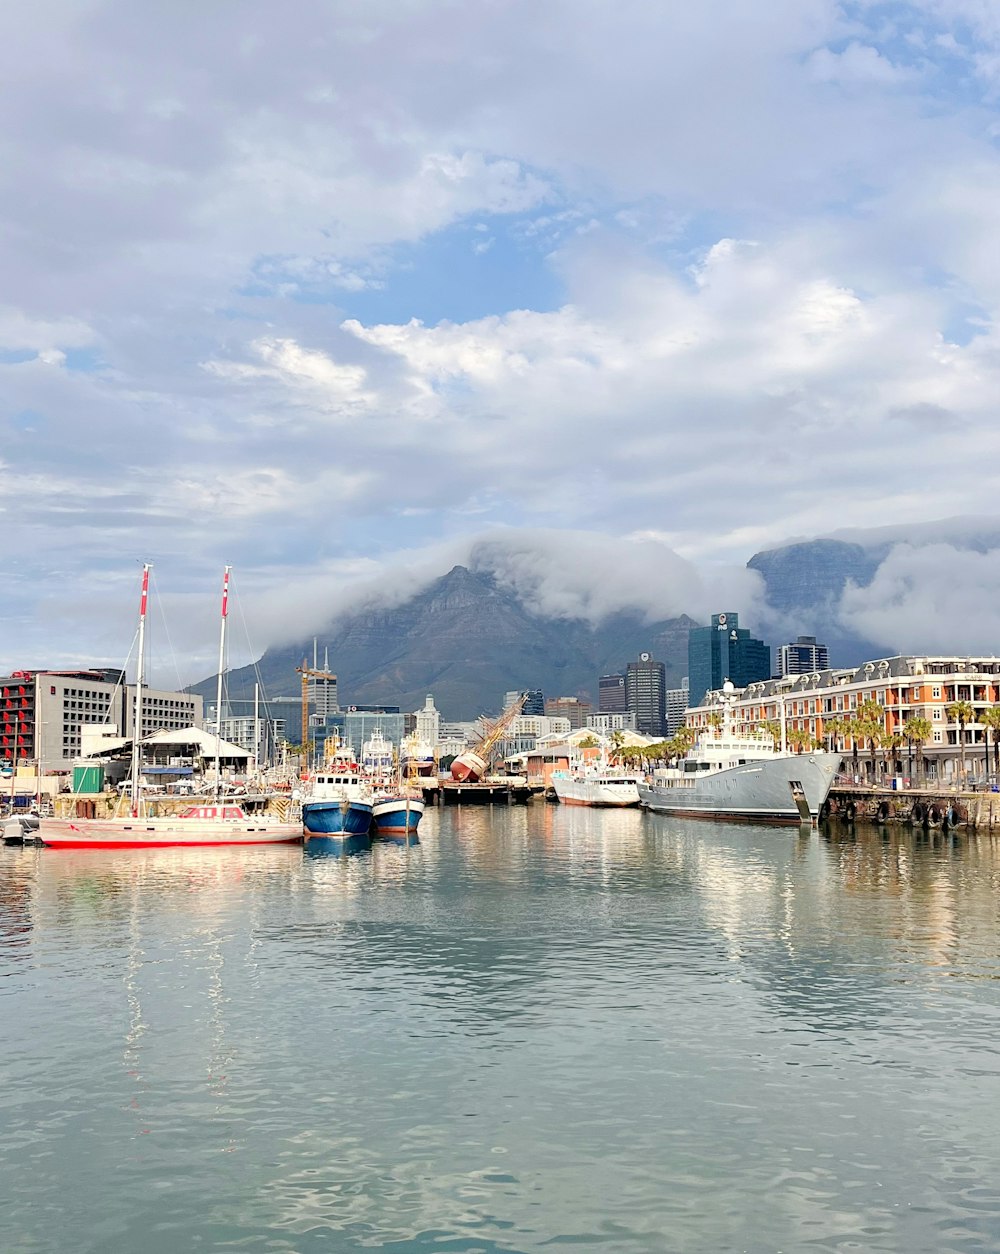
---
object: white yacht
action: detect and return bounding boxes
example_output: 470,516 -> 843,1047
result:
638,685 -> 840,824
551,766 -> 642,807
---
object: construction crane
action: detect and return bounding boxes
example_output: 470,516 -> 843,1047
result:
295,662 -> 337,771
451,692 -> 529,782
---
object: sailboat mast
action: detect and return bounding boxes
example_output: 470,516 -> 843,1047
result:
131,563 -> 151,817
214,566 -> 231,799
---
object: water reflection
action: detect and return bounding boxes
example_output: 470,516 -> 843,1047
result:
5,812 -> 1000,1252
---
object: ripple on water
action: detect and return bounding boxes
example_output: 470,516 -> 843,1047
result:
4,816 -> 1000,1251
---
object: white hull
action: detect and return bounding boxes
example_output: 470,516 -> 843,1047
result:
552,774 -> 640,807
638,753 -> 839,824
42,809 -> 302,849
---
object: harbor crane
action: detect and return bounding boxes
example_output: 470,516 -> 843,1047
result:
295,662 -> 337,770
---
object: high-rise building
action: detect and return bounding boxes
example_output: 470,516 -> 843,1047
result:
503,689 -> 544,716
665,677 -> 690,736
307,643 -> 339,717
687,613 -> 771,704
544,696 -> 592,729
777,636 -> 830,677
598,673 -> 627,712
625,653 -> 667,737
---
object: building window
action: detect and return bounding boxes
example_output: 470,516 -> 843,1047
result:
933,730 -> 942,743
933,708 -> 942,720
932,686 -> 941,698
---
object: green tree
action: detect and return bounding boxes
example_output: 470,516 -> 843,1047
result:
904,717 -> 932,787
706,711 -> 723,734
761,719 -> 781,751
979,706 -> 1000,781
577,734 -> 600,749
855,700 -> 888,783
882,730 -> 905,781
946,699 -> 975,783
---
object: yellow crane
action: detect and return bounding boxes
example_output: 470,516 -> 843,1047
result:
295,662 -> 337,772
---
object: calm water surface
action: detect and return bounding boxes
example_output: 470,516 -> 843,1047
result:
3,807 -> 1000,1253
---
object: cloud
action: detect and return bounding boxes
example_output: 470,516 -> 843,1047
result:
839,542 -> 1000,654
4,0 -> 1000,675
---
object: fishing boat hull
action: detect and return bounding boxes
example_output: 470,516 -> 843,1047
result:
302,799 -> 351,834
638,753 -> 839,824
372,796 -> 424,840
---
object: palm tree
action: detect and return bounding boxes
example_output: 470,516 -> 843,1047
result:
979,707 -> 1000,784
904,716 -> 933,787
856,699 -> 886,784
786,727 -> 811,754
822,716 -> 843,754
882,730 -> 905,782
840,715 -> 862,779
707,711 -> 723,736
761,719 -> 781,751
946,699 -> 975,784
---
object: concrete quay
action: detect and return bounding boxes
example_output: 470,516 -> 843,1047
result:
825,785 -> 1000,829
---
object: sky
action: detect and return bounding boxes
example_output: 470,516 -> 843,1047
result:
4,0 -> 1000,681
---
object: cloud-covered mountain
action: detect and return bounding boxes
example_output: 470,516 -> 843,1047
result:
748,517 -> 1000,663
204,564 -> 696,720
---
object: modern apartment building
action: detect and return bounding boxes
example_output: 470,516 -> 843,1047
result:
776,636 -> 830,677
625,653 -> 666,737
665,677 -> 690,736
1,668 -> 203,773
544,696 -> 592,729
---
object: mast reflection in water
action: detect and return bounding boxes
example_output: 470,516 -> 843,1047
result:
4,813 -> 1000,1253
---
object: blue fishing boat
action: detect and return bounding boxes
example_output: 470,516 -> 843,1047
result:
371,793 -> 424,843
302,763 -> 373,853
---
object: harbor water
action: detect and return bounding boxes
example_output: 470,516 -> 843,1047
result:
4,807 -> 1000,1252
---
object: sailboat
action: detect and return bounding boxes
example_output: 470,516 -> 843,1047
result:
41,565 -> 303,849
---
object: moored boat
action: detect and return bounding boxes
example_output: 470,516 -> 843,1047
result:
551,768 -> 642,807
301,759 -> 374,852
638,686 -> 839,824
40,566 -> 303,851
371,793 -> 424,842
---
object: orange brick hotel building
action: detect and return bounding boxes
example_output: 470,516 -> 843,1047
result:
688,655 -> 1000,784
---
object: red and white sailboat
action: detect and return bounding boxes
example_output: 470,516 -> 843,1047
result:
41,565 -> 302,850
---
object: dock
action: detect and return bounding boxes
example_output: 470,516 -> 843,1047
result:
825,785 -> 1000,829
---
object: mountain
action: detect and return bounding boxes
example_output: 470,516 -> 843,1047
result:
195,566 -> 697,720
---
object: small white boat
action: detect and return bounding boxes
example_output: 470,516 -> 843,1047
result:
551,768 -> 641,807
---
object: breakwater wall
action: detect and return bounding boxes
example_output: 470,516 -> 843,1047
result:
826,786 -> 999,830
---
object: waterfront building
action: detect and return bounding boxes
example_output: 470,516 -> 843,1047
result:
687,613 -> 770,704
544,696 -> 592,729
687,654 -> 1000,783
777,636 -> 830,678
598,673 -> 627,713
665,677 -> 690,736
586,711 -> 638,733
1,669 -> 203,774
626,653 -> 667,737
